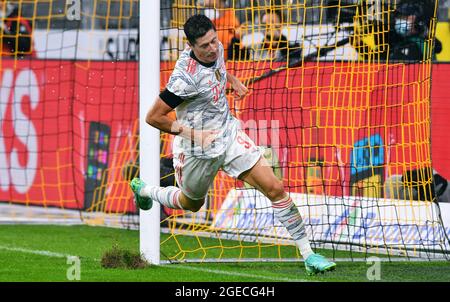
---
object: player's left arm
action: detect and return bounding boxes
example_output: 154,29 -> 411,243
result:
227,72 -> 248,100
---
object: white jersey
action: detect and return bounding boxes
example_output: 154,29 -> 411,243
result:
166,42 -> 240,159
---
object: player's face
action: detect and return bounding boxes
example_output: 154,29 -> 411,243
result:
190,29 -> 219,64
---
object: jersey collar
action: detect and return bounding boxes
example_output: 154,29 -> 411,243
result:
190,50 -> 216,68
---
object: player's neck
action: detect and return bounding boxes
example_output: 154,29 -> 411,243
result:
190,50 -> 216,68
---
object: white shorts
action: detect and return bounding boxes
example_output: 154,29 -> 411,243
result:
172,130 -> 264,200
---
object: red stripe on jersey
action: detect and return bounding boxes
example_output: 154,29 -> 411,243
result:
175,164 -> 182,186
173,190 -> 182,209
186,59 -> 191,74
175,153 -> 185,186
186,58 -> 197,75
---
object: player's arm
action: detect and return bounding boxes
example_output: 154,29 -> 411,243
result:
145,96 -> 192,139
146,96 -> 217,148
227,72 -> 248,100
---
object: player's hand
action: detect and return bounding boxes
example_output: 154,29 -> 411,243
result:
194,129 -> 219,149
231,79 -> 249,101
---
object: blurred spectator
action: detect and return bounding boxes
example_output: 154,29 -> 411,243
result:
0,0 -> 34,57
389,0 -> 442,61
384,167 -> 449,203
203,0 -> 240,55
350,0 -> 441,62
350,0 -> 394,61
228,10 -> 300,61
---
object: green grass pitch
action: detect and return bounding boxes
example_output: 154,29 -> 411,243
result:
0,225 -> 449,282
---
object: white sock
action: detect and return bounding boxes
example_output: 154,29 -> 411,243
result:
297,237 -> 314,259
140,185 -> 183,209
272,195 -> 314,259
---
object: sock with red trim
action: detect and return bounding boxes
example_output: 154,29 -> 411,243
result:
140,185 -> 183,209
272,195 -> 314,259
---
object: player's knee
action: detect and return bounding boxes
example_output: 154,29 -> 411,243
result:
265,180 -> 285,201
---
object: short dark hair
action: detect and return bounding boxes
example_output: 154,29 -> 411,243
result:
184,14 -> 216,45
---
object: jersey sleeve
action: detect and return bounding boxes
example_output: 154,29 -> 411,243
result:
161,66 -> 199,108
166,70 -> 198,100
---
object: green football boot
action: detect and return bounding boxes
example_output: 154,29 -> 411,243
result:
130,178 -> 153,211
305,254 -> 336,275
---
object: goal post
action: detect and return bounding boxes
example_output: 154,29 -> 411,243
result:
139,0 -> 161,265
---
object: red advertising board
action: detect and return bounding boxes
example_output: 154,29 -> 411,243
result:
0,60 -> 138,211
430,63 -> 450,180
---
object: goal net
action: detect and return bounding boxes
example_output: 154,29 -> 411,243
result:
158,0 -> 450,262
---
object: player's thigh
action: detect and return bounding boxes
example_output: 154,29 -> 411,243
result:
238,156 -> 285,201
222,130 -> 263,178
173,152 -> 222,201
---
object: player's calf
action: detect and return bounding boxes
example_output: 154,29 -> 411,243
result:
264,179 -> 286,202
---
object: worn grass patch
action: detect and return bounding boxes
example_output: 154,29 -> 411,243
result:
101,244 -> 148,269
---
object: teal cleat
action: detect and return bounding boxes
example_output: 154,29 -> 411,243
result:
130,178 -> 153,211
305,254 -> 336,275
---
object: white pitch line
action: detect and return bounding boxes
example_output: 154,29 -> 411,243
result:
164,264 -> 316,282
0,245 -> 75,259
0,245 -> 317,282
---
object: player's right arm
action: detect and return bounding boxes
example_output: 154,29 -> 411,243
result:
150,65 -> 218,147
146,97 -> 189,138
146,97 -> 217,148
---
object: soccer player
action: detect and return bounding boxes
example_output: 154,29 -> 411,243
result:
131,14 -> 336,275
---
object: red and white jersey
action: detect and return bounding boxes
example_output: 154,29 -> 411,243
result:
166,42 -> 240,159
